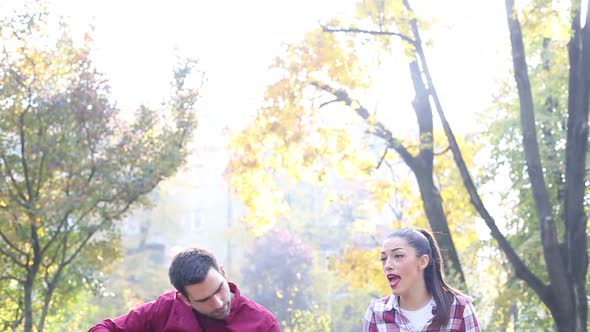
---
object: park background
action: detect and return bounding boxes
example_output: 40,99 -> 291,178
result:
0,0 -> 589,331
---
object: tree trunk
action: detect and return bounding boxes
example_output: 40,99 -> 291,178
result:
332,0 -> 590,329
402,2 -> 466,289
565,0 -> 590,330
407,58 -> 466,286
23,274 -> 34,332
504,0 -> 589,330
413,166 -> 465,285
312,79 -> 467,288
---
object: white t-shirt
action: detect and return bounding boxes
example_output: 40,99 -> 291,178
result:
399,297 -> 435,331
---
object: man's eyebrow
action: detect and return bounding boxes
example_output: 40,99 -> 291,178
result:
193,281 -> 224,302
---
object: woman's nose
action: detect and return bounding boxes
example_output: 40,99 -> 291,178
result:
383,258 -> 394,271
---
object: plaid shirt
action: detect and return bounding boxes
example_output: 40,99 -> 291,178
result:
363,293 -> 480,332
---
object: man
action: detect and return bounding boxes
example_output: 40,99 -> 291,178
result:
89,247 -> 281,331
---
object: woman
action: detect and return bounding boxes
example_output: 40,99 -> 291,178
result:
363,228 -> 480,332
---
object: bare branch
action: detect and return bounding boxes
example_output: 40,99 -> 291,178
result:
7,48 -> 37,203
321,25 -> 416,46
33,146 -> 47,199
0,274 -> 25,283
387,202 -> 404,220
39,209 -> 72,256
0,228 -> 27,257
19,110 -> 34,201
310,81 -> 416,166
434,145 -> 451,156
1,153 -> 29,203
62,226 -> 98,267
376,147 -> 389,169
318,98 -> 340,108
0,241 -> 26,268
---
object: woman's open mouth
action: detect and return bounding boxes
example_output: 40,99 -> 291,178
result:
387,274 -> 401,288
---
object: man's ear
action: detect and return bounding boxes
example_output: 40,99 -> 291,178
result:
419,255 -> 430,270
177,292 -> 191,306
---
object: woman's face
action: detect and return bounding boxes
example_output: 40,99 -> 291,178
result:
381,236 -> 429,297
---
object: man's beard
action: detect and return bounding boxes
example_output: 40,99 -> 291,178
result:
208,301 -> 231,320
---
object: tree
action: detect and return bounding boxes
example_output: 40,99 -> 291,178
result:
465,0 -> 589,330
329,132 -> 482,295
330,0 -> 590,330
285,309 -> 331,332
240,228 -> 315,329
88,170 -> 207,327
230,176 -> 385,331
229,0 -> 589,330
0,7 -> 202,332
322,0 -> 590,330
475,1 -> 574,328
228,1 -> 483,288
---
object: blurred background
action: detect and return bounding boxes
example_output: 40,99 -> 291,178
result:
0,0 -> 588,331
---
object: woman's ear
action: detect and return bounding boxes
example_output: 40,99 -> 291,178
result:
220,265 -> 228,279
419,254 -> 430,270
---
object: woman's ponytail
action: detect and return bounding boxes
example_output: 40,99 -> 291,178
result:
417,229 -> 454,327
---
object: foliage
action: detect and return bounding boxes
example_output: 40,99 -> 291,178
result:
226,3 -> 493,332
228,27 -> 375,230
86,242 -> 171,326
229,0 -> 590,330
231,176 -> 383,331
229,0 -> 487,290
284,308 -> 331,332
329,246 -> 389,297
240,228 -> 314,329
477,0 -> 588,329
0,5 -> 201,331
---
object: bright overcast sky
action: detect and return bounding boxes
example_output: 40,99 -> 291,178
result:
59,0 -> 357,132
2,0 -> 508,137
0,0 -> 515,240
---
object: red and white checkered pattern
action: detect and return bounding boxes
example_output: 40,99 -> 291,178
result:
363,293 -> 481,332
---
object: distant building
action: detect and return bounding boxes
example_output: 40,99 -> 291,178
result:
120,116 -> 243,272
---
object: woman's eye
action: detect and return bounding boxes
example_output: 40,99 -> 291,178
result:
380,257 -> 387,262
394,254 -> 404,259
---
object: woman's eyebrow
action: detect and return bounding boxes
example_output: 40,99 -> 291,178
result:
381,247 -> 404,255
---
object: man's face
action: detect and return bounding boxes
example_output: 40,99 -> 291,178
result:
180,268 -> 232,320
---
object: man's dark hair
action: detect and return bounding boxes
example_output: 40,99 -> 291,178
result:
168,247 -> 220,297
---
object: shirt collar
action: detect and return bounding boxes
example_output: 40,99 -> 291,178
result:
386,295 -> 398,311
228,281 -> 240,297
386,295 -> 437,313
224,282 -> 241,322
